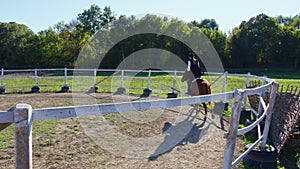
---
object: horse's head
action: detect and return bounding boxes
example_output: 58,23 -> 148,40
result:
181,69 -> 193,82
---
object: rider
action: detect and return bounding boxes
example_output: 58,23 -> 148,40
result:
186,52 -> 203,93
187,52 -> 202,79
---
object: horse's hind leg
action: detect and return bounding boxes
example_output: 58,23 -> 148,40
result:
207,102 -> 215,119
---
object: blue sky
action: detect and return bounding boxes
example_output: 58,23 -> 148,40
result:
1,0 -> 299,33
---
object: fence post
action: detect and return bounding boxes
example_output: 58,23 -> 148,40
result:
14,103 -> 33,169
0,68 -> 5,93
245,72 -> 251,88
88,68 -> 98,93
243,72 -> 251,107
147,69 -> 151,89
261,82 -> 278,150
94,68 -> 97,87
172,71 -> 177,93
121,70 -> 124,87
222,71 -> 228,93
1,68 -> 3,86
223,88 -> 244,169
34,69 -> 38,86
61,68 -> 70,92
116,70 -> 126,94
141,69 -> 152,97
64,67 -> 67,86
31,69 -> 40,93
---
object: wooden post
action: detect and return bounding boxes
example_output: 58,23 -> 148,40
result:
116,70 -> 126,94
222,71 -> 228,93
147,69 -> 151,89
14,103 -> 33,169
261,82 -> 279,150
61,68 -> 70,92
121,70 -> 124,87
93,68 -> 97,87
34,69 -> 38,86
64,67 -> 68,86
172,71 -> 177,93
243,72 -> 251,107
1,68 -> 4,86
223,88 -> 244,169
0,68 -> 5,93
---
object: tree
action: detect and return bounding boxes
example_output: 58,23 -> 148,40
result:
76,4 -> 116,36
189,19 -> 227,66
190,19 -> 219,30
25,21 -> 91,68
229,14 -> 280,67
0,22 -> 34,67
275,26 -> 300,68
276,14 -> 300,29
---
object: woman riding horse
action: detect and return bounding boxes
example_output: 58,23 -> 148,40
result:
186,53 -> 203,93
181,68 -> 213,119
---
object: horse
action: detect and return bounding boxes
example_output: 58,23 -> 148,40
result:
181,69 -> 213,119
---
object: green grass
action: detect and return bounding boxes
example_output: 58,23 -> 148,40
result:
0,120 -> 57,149
0,124 -> 14,149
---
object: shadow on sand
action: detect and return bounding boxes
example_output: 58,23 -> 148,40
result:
149,108 -> 212,161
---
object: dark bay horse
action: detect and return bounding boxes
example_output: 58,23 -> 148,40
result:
181,69 -> 213,118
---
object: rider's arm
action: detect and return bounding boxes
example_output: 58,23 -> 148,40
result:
187,60 -> 191,71
197,61 -> 200,68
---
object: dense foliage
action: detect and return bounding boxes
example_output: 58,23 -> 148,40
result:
0,5 -> 299,70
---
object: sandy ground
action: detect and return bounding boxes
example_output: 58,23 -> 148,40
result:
0,93 -> 242,169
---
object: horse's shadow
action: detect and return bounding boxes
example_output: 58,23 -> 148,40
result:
148,108 -> 211,161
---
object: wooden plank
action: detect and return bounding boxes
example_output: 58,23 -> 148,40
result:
31,92 -> 234,121
223,89 -> 244,169
244,82 -> 273,96
261,82 -> 279,150
0,110 -> 14,123
14,103 -> 32,169
237,108 -> 268,136
259,96 -> 267,111
232,135 -> 263,167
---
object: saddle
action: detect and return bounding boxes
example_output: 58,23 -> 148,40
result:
192,78 -> 203,83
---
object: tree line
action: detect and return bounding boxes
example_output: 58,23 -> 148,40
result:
0,4 -> 299,69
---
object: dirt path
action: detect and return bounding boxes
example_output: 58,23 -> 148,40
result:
0,93 -> 242,169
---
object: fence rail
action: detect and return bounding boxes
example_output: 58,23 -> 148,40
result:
0,68 -> 278,169
0,68 -> 272,94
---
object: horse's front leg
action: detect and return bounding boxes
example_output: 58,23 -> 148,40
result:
192,104 -> 200,114
202,103 -> 207,119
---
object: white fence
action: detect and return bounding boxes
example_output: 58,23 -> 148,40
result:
0,68 -> 183,93
0,69 -> 278,169
0,68 -> 237,94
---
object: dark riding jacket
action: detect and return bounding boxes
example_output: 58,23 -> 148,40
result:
188,59 -> 202,78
